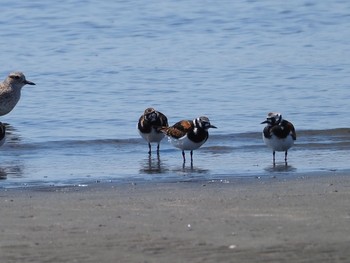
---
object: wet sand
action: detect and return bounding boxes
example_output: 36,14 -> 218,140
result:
0,172 -> 350,263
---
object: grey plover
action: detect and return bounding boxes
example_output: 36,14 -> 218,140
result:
261,112 -> 296,165
138,107 -> 168,155
0,72 -> 35,116
160,116 -> 217,164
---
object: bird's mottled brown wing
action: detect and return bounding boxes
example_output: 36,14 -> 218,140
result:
138,114 -> 151,133
287,121 -> 297,140
160,120 -> 193,139
269,120 -> 297,140
157,111 -> 168,127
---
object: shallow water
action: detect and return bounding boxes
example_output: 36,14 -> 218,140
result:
0,0 -> 349,188
1,126 -> 350,188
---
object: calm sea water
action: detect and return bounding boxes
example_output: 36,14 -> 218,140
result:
0,0 -> 349,188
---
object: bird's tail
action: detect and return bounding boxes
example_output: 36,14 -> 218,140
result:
157,126 -> 169,135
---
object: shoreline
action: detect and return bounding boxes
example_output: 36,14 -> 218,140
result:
1,172 -> 349,262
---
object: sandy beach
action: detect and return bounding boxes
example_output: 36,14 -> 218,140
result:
1,172 -> 350,263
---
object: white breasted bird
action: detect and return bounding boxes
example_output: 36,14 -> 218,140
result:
160,116 -> 217,164
261,112 -> 296,165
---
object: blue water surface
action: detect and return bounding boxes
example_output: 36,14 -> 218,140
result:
0,0 -> 349,187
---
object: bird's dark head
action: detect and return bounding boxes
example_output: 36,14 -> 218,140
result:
144,108 -> 159,122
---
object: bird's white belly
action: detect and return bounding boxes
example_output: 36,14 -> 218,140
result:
263,134 -> 294,151
139,128 -> 165,143
168,135 -> 204,151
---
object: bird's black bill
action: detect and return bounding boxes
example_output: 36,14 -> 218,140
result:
25,80 -> 36,85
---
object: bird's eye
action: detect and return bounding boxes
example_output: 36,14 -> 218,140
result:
10,75 -> 20,79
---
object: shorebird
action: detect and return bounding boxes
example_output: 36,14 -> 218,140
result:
0,72 -> 35,116
160,116 -> 217,164
261,112 -> 296,165
138,107 -> 168,155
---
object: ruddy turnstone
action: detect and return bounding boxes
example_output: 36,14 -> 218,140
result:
0,72 -> 35,116
160,116 -> 217,163
138,107 -> 168,155
0,122 -> 5,146
261,112 -> 296,165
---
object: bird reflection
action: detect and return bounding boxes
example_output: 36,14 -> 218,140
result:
3,123 -> 22,144
0,167 -> 7,180
0,123 -> 24,180
264,163 -> 296,173
0,164 -> 24,180
139,154 -> 163,174
180,164 -> 209,174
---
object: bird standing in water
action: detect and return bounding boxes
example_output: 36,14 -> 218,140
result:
160,116 -> 217,164
261,112 -> 296,166
0,72 -> 35,116
138,108 -> 168,155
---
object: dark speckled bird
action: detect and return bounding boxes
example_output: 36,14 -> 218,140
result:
138,108 -> 168,155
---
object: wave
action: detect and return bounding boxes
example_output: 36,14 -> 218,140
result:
3,128 -> 350,152
214,128 -> 350,139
